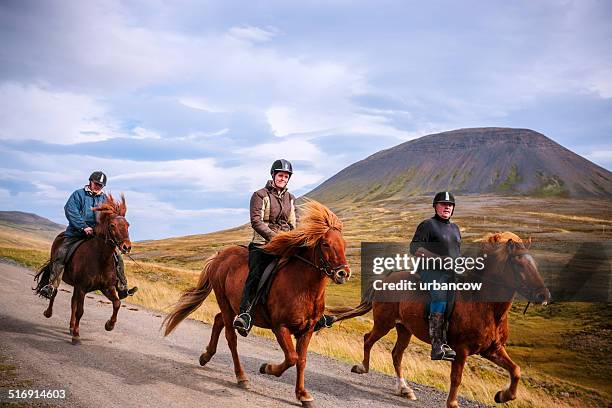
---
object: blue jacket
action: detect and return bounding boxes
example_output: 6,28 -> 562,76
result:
64,187 -> 107,237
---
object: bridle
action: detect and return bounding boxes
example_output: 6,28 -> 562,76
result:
99,215 -> 129,254
293,240 -> 349,279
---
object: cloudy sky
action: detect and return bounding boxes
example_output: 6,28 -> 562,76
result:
1,0 -> 611,240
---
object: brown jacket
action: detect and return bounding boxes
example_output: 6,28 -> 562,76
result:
250,180 -> 297,245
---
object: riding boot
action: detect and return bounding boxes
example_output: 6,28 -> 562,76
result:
233,270 -> 259,337
114,252 -> 138,300
39,261 -> 64,299
429,312 -> 456,361
313,314 -> 335,332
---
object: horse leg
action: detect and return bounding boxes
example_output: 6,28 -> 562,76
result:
446,350 -> 467,408
351,320 -> 394,374
218,301 -> 249,388
43,290 -> 57,318
200,312 -> 224,366
294,329 -> 315,407
260,326 -> 298,377
482,346 -> 520,403
392,324 -> 416,400
101,288 -> 120,331
69,289 -> 78,335
71,288 -> 86,345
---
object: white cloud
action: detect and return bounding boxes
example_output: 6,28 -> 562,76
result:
227,25 -> 279,43
0,82 -> 120,144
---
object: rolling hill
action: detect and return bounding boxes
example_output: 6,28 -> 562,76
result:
307,127 -> 612,203
0,211 -> 64,250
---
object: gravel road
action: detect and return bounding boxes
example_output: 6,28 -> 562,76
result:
0,260 -> 489,407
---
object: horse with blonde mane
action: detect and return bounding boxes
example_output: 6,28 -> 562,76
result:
163,200 -> 350,407
330,232 -> 550,408
34,194 -> 132,345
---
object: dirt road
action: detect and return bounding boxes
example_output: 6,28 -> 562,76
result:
0,260 -> 488,407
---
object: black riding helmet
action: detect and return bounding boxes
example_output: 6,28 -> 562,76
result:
432,191 -> 455,206
270,159 -> 293,178
89,171 -> 108,187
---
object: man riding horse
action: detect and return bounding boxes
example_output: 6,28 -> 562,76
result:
232,159 -> 334,336
410,191 -> 460,361
38,171 -> 137,300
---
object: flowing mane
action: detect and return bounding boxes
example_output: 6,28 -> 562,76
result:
264,199 -> 342,259
93,194 -> 127,236
480,231 -> 524,262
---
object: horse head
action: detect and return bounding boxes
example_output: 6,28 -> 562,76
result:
94,194 -> 132,254
482,232 -> 550,305
265,199 -> 351,284
317,227 -> 351,284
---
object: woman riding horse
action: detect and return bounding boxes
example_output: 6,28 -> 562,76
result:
232,159 -> 334,336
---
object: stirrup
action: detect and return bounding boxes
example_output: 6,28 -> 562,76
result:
39,284 -> 57,300
432,344 -> 456,361
233,313 -> 252,337
314,315 -> 335,332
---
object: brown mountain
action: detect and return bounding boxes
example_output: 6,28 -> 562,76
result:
0,211 -> 64,245
307,128 -> 612,203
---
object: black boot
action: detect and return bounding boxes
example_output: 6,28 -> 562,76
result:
429,313 -> 456,361
114,252 -> 138,299
313,314 -> 335,332
233,273 -> 259,337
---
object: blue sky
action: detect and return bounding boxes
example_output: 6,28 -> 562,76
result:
1,0 -> 611,240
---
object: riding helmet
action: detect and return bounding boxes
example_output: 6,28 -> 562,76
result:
89,171 -> 108,187
432,191 -> 455,206
270,159 -> 293,177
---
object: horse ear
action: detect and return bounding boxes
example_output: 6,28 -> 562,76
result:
506,239 -> 516,252
120,193 -> 127,215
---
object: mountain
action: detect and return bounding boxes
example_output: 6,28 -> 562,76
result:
307,128 -> 612,203
0,211 -> 65,249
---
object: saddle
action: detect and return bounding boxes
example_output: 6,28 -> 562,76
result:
55,232 -> 89,269
252,258 -> 279,308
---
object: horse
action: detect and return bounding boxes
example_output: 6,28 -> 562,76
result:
329,232 -> 551,408
34,194 -> 132,345
162,200 -> 351,407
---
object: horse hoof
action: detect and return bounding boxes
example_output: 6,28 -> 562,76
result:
71,336 -> 81,345
237,379 -> 250,389
301,400 -> 317,408
105,321 -> 115,331
43,310 -> 52,318
259,363 -> 268,374
400,389 -> 417,400
494,391 -> 503,403
351,364 -> 366,374
199,353 -> 211,366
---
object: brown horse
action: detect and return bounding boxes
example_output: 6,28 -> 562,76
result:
34,194 -> 132,345
162,200 -> 350,407
330,232 -> 551,408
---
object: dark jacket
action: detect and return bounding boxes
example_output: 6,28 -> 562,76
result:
250,180 -> 297,244
64,187 -> 107,237
410,214 -> 461,271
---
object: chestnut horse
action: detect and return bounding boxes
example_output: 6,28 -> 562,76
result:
34,194 -> 132,345
162,200 -> 350,407
330,232 -> 551,408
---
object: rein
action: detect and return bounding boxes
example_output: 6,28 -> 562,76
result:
293,241 -> 348,278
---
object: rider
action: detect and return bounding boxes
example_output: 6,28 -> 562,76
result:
410,191 -> 460,361
39,171 -> 137,300
232,159 -> 334,337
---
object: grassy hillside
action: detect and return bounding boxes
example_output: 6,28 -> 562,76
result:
2,196 -> 611,407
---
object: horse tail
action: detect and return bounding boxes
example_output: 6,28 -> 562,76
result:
162,254 -> 216,336
327,299 -> 373,323
33,260 -> 52,295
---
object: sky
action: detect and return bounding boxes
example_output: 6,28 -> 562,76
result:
1,0 -> 611,240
